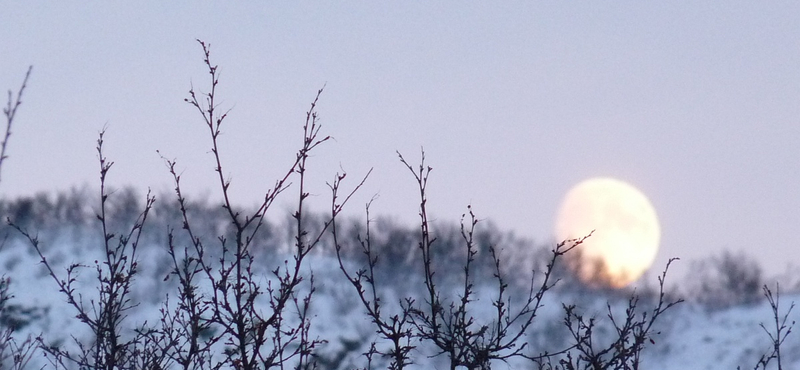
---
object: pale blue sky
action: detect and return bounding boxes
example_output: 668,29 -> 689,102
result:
2,2 -> 800,283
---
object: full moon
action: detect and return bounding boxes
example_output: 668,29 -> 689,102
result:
555,178 -> 660,288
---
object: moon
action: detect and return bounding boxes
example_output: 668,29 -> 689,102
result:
554,178 -> 660,288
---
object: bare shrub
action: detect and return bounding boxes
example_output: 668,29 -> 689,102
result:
1,66 -> 32,183
550,259 -> 683,370
0,66 -> 41,370
150,39 -> 368,370
2,41 -> 689,370
7,39 -> 369,370
333,149 -> 599,370
740,284 -> 796,370
11,129 -> 157,369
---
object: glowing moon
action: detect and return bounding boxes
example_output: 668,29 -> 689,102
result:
555,178 -> 660,288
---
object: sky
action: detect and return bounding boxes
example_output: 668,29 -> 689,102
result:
2,2 -> 800,284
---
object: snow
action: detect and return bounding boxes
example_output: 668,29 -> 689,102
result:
1,231 -> 798,369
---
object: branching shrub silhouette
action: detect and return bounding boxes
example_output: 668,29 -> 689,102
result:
331,149 -> 684,370
332,195 -> 417,370
391,151 -> 580,370
550,259 -> 682,370
150,39 -> 367,370
1,66 -> 32,183
740,284 -> 796,370
6,39 -> 369,369
12,130 -> 157,369
0,66 -> 41,370
0,40 -> 736,370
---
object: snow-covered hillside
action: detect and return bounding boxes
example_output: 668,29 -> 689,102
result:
1,230 -> 797,370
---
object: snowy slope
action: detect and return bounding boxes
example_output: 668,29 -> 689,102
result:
2,234 -> 798,370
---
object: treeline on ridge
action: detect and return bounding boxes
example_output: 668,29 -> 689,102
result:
0,186 -> 777,310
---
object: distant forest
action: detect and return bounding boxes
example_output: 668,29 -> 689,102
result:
0,186 -> 779,311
